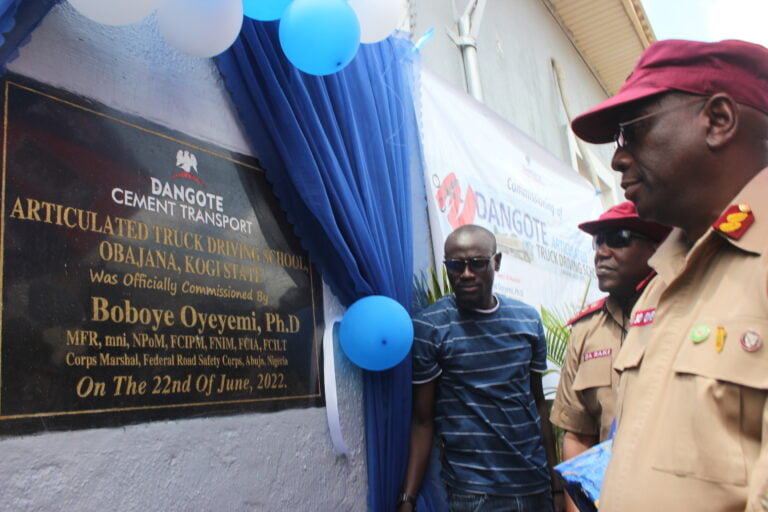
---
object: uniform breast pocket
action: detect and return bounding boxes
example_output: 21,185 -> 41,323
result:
572,355 -> 612,392
651,319 -> 768,486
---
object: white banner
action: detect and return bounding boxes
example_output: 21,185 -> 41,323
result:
419,70 -> 603,336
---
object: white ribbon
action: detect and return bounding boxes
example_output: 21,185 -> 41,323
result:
323,316 -> 349,455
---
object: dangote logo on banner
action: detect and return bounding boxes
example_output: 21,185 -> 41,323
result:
432,171 -> 552,248
110,149 -> 254,234
434,172 -> 477,229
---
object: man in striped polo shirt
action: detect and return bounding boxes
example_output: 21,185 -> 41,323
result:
398,225 -> 562,512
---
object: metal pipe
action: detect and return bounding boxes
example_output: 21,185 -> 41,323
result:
455,0 -> 486,102
551,57 -> 618,207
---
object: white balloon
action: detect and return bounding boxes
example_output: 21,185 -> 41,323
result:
158,0 -> 244,58
348,0 -> 405,43
68,0 -> 161,26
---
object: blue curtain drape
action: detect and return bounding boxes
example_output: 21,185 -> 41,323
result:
0,0 -> 61,67
216,21 -> 434,511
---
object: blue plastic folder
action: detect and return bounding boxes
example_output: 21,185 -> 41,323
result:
555,439 -> 612,512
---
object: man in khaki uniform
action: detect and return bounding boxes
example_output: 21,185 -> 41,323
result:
570,39 -> 768,510
550,202 -> 669,512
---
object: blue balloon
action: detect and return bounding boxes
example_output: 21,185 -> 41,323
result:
243,0 -> 292,21
278,0 -> 360,76
339,296 -> 413,371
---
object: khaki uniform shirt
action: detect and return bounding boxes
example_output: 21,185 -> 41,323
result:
550,297 -> 625,442
601,168 -> 768,512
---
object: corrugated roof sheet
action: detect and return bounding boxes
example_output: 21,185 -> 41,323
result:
543,0 -> 656,94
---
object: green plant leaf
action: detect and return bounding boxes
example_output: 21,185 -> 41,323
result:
412,267 -> 453,311
540,278 -> 593,369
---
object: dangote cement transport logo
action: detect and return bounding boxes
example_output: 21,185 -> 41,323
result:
110,148 -> 254,234
171,149 -> 203,187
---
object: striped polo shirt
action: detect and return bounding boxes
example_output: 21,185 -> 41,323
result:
412,294 -> 550,496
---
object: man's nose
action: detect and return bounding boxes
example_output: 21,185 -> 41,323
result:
611,147 -> 632,173
595,242 -> 613,259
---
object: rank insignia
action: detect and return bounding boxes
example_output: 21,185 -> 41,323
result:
691,324 -> 710,343
715,327 -> 726,353
566,297 -> 606,326
740,330 -> 763,352
713,203 -> 754,239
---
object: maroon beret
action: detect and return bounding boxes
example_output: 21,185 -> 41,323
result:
578,201 -> 671,242
572,39 -> 768,143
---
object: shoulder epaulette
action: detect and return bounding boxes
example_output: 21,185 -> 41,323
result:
635,270 -> 657,293
566,297 -> 607,326
713,203 -> 754,240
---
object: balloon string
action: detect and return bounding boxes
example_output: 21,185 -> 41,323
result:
412,27 -> 435,53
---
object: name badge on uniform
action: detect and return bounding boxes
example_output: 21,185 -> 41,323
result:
583,349 -> 612,361
631,309 -> 656,326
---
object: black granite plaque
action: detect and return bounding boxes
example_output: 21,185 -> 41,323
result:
0,74 -> 324,433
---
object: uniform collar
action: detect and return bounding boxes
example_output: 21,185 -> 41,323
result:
604,295 -> 626,326
649,167 -> 768,283
648,229 -> 690,284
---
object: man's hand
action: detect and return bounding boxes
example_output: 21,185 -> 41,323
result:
398,381 -> 437,512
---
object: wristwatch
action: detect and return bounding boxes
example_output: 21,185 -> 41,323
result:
397,492 -> 417,507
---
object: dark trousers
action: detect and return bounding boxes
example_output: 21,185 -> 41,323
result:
446,488 -> 553,512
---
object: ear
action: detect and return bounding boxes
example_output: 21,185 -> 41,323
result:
493,252 -> 502,270
703,93 -> 738,149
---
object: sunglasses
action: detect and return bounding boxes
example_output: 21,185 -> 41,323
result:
614,96 -> 708,149
593,230 -> 653,250
443,255 -> 496,275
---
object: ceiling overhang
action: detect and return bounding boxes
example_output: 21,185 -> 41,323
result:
543,0 -> 656,95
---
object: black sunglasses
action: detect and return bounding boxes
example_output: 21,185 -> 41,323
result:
614,96 -> 708,149
593,230 -> 653,250
443,255 -> 496,275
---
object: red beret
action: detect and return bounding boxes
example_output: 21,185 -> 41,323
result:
578,201 -> 671,242
572,39 -> 768,143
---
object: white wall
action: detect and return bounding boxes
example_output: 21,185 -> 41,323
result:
1,4 -> 366,511
409,0 -> 619,196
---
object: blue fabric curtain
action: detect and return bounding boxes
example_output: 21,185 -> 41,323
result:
216,21 -> 435,512
0,0 -> 61,67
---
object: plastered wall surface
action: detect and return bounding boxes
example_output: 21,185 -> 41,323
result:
410,0 -> 616,172
1,4 -> 366,511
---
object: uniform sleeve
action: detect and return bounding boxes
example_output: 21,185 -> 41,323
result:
549,322 -> 598,435
530,318 -> 548,373
411,315 -> 441,384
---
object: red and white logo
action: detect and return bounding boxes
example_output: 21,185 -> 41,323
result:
434,172 -> 476,230
631,309 -> 656,327
583,349 -> 612,361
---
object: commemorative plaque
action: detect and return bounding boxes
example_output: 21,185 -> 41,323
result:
0,75 -> 324,433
